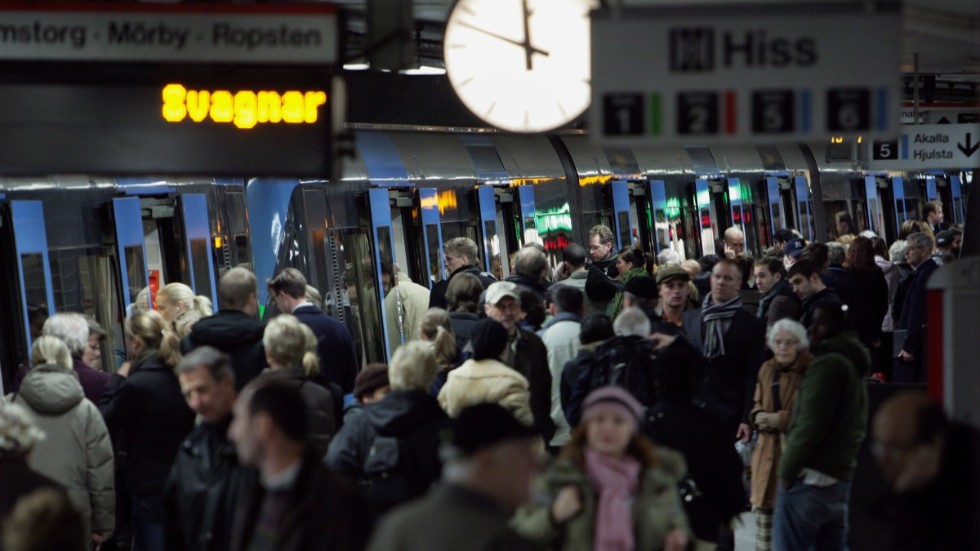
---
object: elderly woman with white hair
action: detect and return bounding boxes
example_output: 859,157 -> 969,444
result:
8,336 -> 114,548
327,340 -> 450,514
748,319 -> 813,551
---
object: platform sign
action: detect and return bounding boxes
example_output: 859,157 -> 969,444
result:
869,124 -> 980,169
591,2 -> 901,144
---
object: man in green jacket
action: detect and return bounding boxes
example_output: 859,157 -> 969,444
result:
774,304 -> 869,551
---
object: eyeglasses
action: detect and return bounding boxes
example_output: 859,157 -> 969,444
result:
773,339 -> 799,348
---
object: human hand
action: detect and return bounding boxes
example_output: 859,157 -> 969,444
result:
92,533 -> 105,551
724,243 -> 736,259
897,350 -> 915,362
664,528 -> 689,551
550,485 -> 583,524
736,423 -> 752,443
648,332 -> 677,350
118,361 -> 132,378
754,412 -> 780,431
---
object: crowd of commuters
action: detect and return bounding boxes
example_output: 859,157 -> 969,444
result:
1,208 -> 976,551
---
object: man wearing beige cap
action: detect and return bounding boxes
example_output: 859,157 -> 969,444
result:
483,281 -> 555,443
656,264 -> 692,327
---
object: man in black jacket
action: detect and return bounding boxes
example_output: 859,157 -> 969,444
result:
268,268 -> 357,394
429,237 -> 496,310
165,346 -> 249,551
183,267 -> 266,390
788,260 -> 844,329
229,380 -> 371,551
753,257 -> 801,327
894,232 -> 940,383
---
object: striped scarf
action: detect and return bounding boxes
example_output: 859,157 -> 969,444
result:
701,293 -> 743,359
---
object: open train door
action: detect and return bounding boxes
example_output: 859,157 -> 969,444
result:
793,176 -> 816,242
9,201 -> 56,367
178,194 -> 219,311
478,185 -> 514,278
368,188 -> 399,361
418,187 -> 447,287
611,180 -> 634,250
112,197 -> 151,314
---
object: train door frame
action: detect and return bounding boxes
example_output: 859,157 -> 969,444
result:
477,184 -> 519,279
610,180 -> 634,250
111,197 -> 152,313
793,176 -> 816,242
8,200 -> 56,363
418,187 -> 447,287
178,193 -> 219,310
765,176 -> 796,238
367,187 -> 402,361
862,176 -> 887,238
694,179 -> 718,256
949,174 -> 967,224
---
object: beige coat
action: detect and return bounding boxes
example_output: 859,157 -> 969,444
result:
437,358 -> 533,427
748,351 -> 811,508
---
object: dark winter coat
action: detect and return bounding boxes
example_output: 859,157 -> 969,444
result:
508,328 -> 556,443
259,366 -> 337,459
429,265 -> 496,310
799,287 -> 844,329
183,310 -> 266,390
845,268 -> 889,348
99,352 -> 195,496
231,452 -> 372,551
325,390 -> 449,512
293,305 -> 358,394
0,457 -> 65,522
163,416 -> 253,551
756,279 -> 801,327
896,258 -> 939,357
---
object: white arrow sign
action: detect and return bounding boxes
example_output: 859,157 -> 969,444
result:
869,124 -> 980,169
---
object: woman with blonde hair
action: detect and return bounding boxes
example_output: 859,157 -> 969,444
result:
262,314 -> 336,458
99,310 -> 194,551
9,336 -> 114,549
327,340 -> 449,514
417,307 -> 459,395
514,386 -> 691,551
749,319 -> 812,551
155,282 -> 213,337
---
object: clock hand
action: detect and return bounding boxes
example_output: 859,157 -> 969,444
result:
456,20 -> 549,58
522,0 -> 533,70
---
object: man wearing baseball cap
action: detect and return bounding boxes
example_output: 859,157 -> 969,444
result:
483,281 -> 555,443
782,238 -> 807,270
367,403 -> 539,551
656,265 -> 692,327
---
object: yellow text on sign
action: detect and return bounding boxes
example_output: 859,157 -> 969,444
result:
162,84 -> 327,129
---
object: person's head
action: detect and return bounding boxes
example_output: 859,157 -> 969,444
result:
698,254 -> 720,274
680,259 -> 701,278
562,243 -> 588,271
549,285 -> 584,316
587,225 -> 615,262
656,248 -> 680,267
157,282 -> 213,323
615,247 -> 645,276
444,403 -> 540,512
579,313 -> 614,345
219,267 -> 258,316
656,264 -> 690,309
30,335 -> 72,370
889,239 -> 908,263
389,340 -> 440,392
613,307 -> 651,337
175,346 -> 237,424
267,268 -> 308,312
304,285 -> 323,310
787,260 -> 825,301
808,303 -> 846,348
446,272 -> 484,313
0,402 -> 45,459
835,211 -> 854,236
844,236 -> 877,271
443,237 -> 479,274
899,219 -> 930,241
353,363 -> 390,404
577,386 -> 646,458
469,318 -> 509,361
483,281 -> 523,333
519,288 -> 546,330
124,310 -> 182,368
872,391 -> 948,492
826,242 -> 847,268
935,229 -> 961,253
767,319 -> 809,366
904,232 -> 934,268
41,313 -> 88,358
753,256 -> 785,294
419,307 -> 457,368
772,228 -> 796,251
783,237 -> 807,261
229,380 -> 308,468
2,488 -> 87,551
513,246 -> 548,282
82,316 -> 106,368
710,258 -> 742,303
622,276 -> 657,310
799,243 -> 829,272
263,314 -> 319,376
923,201 -> 943,226
724,226 -> 745,254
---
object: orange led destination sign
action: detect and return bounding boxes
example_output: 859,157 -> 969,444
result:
162,84 -> 327,129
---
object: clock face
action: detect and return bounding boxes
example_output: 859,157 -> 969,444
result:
444,0 -> 592,133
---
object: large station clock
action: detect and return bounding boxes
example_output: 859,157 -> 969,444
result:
443,0 -> 592,133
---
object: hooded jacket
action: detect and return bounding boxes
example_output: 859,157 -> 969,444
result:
778,332 -> 869,483
183,310 -> 266,390
438,358 -> 534,427
11,364 -> 114,538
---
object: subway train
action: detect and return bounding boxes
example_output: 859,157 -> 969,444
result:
0,129 -> 972,388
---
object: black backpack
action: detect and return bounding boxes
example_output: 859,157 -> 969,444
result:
586,335 -> 660,409
358,434 -> 417,514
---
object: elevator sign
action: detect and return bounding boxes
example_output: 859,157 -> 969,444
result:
591,2 -> 901,144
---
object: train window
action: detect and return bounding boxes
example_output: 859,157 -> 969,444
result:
483,221 -> 501,280
425,225 -> 442,285
189,239 -> 213,304
617,211 -> 632,249
21,254 -> 49,330
337,231 -> 385,367
124,246 -> 148,307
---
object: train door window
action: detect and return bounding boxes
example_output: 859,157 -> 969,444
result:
49,248 -> 120,371
123,245 -> 148,308
336,230 -> 385,367
188,239 -> 212,301
143,218 -> 167,285
694,180 -> 716,256
424,224 -> 442,286
21,254 -> 49,330
486,218 -> 506,280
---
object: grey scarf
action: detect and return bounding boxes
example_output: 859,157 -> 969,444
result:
701,293 -> 743,359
